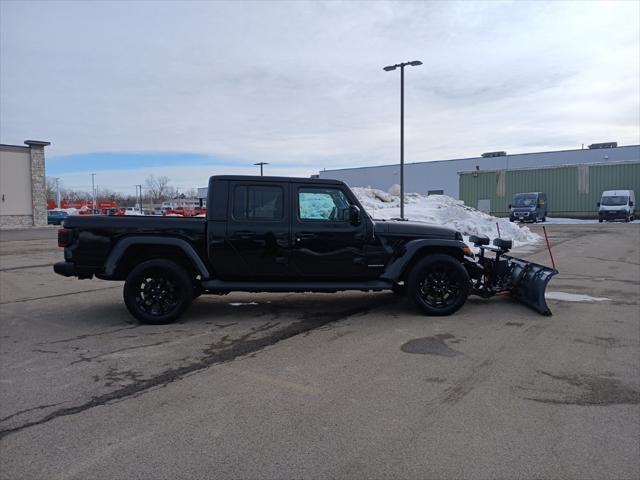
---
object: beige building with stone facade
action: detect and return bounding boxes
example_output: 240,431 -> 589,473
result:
0,140 -> 50,228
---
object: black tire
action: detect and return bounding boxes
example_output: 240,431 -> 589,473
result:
407,254 -> 470,316
598,218 -> 603,223
123,259 -> 193,324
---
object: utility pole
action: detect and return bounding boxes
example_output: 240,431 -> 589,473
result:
91,173 -> 96,211
135,184 -> 143,213
55,177 -> 61,209
253,162 -> 269,176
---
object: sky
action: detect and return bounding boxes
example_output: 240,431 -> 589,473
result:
1,0 -> 639,194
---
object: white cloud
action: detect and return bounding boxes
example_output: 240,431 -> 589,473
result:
1,0 -> 638,193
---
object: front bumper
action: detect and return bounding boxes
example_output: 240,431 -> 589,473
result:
510,211 -> 534,222
599,210 -> 629,220
53,261 -> 76,277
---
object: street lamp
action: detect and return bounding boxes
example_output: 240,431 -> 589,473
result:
54,177 -> 61,209
91,173 -> 96,211
383,60 -> 422,220
135,184 -> 143,213
253,162 -> 269,176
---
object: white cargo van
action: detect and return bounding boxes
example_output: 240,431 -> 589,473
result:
598,190 -> 635,222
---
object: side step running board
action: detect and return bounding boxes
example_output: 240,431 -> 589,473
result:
201,279 -> 394,294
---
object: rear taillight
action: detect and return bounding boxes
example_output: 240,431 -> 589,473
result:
58,228 -> 73,247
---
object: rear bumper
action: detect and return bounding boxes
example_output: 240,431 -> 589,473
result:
53,261 -> 76,277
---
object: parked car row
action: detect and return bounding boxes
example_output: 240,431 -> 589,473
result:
508,189 -> 635,223
48,206 -> 207,221
47,210 -> 69,225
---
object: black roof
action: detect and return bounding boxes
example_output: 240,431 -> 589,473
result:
211,175 -> 343,185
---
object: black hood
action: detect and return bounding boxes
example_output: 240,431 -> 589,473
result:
373,220 -> 460,240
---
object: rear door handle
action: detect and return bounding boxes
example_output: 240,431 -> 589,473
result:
234,230 -> 256,239
296,233 -> 317,242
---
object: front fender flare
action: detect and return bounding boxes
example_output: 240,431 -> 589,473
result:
104,236 -> 210,279
381,239 -> 468,282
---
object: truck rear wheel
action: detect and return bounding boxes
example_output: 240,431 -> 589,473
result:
123,259 -> 193,324
407,254 -> 470,316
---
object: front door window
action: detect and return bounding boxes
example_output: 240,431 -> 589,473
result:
298,188 -> 350,222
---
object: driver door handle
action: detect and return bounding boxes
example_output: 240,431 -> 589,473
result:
296,233 -> 317,242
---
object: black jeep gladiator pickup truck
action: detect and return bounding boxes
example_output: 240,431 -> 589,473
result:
54,175 -> 556,324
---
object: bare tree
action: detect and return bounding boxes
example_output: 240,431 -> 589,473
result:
96,186 -> 121,201
45,176 -> 59,201
182,188 -> 198,198
144,175 -> 172,202
61,188 -> 91,201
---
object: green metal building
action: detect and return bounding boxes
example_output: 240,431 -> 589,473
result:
458,161 -> 640,218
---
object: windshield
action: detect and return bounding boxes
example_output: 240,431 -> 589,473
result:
601,196 -> 628,206
512,194 -> 538,207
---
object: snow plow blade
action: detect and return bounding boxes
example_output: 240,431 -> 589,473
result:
504,255 -> 558,316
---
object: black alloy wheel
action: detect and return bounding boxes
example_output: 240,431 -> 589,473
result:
123,259 -> 193,324
407,254 -> 470,316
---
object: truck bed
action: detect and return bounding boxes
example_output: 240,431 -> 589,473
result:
60,215 -> 207,277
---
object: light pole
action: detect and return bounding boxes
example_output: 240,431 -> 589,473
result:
135,184 -> 143,213
383,60 -> 422,220
91,173 -> 96,211
54,177 -> 61,209
254,162 -> 269,176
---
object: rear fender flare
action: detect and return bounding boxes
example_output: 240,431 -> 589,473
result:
105,236 -> 210,279
381,239 -> 468,282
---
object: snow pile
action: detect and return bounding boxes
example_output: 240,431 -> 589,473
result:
545,292 -> 609,302
50,208 -> 80,216
352,187 -> 541,247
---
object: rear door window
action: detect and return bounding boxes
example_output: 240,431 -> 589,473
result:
233,185 -> 284,221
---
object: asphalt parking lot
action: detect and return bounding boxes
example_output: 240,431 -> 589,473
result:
0,224 -> 638,480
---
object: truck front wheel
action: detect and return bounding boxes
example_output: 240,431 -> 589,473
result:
407,254 -> 470,316
123,259 -> 193,324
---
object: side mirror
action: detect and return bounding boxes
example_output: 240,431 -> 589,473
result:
348,205 -> 361,226
629,201 -> 634,206
508,204 -> 512,209
597,202 -> 600,207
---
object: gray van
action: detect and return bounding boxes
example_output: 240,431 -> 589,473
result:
509,192 -> 548,223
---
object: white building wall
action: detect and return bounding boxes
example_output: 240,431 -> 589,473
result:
318,145 -> 640,198
0,140 -> 49,228
0,148 -> 33,215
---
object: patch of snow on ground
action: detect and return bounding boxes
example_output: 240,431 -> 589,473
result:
228,302 -> 259,306
545,291 -> 610,302
545,217 -> 599,224
51,208 -> 80,216
546,217 -> 640,224
352,187 -> 541,248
